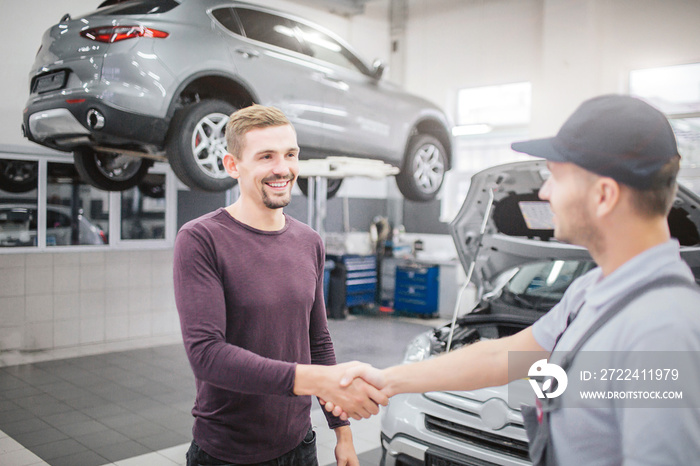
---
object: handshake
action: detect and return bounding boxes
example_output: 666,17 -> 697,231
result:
295,361 -> 392,421
295,330 -> 530,421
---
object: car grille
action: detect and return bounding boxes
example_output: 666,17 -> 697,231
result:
424,415 -> 530,461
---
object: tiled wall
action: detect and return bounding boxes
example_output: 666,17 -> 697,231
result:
0,249 -> 180,352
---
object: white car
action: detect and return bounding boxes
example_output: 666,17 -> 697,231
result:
0,204 -> 107,247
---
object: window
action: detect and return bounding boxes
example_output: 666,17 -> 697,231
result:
630,63 -> 700,195
94,0 -> 180,15
234,8 -> 305,54
0,158 -> 38,247
212,8 -> 243,36
455,82 -> 532,138
46,162 -> 108,246
0,154 -> 174,250
295,23 -> 366,74
630,63 -> 700,167
121,174 -> 166,240
0,159 -> 38,194
442,82 -> 532,223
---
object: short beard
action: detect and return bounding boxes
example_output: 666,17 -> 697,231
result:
556,210 -> 603,254
261,175 -> 294,209
262,192 -> 291,209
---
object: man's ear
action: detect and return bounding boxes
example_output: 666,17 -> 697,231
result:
223,153 -> 240,179
594,177 -> 621,218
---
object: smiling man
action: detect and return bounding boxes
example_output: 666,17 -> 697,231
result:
173,104 -> 386,466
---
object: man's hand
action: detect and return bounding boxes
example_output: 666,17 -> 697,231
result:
321,363 -> 388,419
334,425 -> 359,466
294,362 -> 388,420
339,363 -> 387,393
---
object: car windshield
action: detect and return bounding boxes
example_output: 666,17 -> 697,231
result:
501,260 -> 595,311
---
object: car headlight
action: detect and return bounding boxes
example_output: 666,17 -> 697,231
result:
403,331 -> 433,363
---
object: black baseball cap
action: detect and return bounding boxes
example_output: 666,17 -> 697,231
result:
511,94 -> 680,190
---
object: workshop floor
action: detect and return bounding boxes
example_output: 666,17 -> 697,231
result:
0,315 -> 444,466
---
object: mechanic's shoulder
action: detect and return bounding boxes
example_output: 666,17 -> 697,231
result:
563,265 -> 602,299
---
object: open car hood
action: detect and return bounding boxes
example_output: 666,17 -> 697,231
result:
449,160 -> 700,291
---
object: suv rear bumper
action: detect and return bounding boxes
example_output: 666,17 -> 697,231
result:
23,96 -> 169,152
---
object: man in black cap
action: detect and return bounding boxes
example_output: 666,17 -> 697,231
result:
331,95 -> 700,465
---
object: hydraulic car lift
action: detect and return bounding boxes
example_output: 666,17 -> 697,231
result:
297,156 -> 399,240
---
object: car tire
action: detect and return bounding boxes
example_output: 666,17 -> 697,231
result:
166,99 -> 238,192
396,134 -> 447,202
295,177 -> 343,199
0,160 -> 38,193
73,147 -> 150,191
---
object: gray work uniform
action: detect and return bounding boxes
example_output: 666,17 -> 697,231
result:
532,240 -> 700,466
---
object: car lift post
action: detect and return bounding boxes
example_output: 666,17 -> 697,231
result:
298,157 -> 399,241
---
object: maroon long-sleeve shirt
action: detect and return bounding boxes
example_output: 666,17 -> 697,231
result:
173,209 -> 346,463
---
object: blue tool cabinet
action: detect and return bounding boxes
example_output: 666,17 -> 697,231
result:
327,254 -> 377,318
394,264 -> 439,316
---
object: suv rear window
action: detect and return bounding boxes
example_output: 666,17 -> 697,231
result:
234,8 -> 305,54
212,8 -> 243,36
92,0 -> 180,15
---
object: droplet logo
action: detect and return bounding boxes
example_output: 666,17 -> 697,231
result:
528,359 -> 568,399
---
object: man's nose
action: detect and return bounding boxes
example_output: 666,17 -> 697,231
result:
271,157 -> 291,175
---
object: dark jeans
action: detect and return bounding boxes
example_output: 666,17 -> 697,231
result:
186,428 -> 319,466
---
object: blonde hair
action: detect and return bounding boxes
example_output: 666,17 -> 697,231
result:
225,104 -> 292,159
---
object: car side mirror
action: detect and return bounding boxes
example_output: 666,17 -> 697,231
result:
371,59 -> 385,80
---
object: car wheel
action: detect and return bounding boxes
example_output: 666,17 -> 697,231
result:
296,177 -> 343,199
166,99 -> 238,192
396,134 -> 447,202
73,147 -> 150,191
0,160 -> 38,193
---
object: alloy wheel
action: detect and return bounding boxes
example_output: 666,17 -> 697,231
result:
191,113 -> 230,180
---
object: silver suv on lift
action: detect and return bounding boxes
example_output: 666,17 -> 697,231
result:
21,0 -> 452,201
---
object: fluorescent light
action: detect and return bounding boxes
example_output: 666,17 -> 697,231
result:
546,260 -> 565,286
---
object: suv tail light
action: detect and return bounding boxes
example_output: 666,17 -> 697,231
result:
80,26 -> 169,43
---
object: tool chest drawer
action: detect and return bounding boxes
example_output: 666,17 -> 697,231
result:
394,264 -> 439,315
327,254 -> 377,317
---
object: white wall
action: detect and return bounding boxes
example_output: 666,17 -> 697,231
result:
400,0 -> 700,136
0,249 -> 180,355
402,0 -> 543,117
